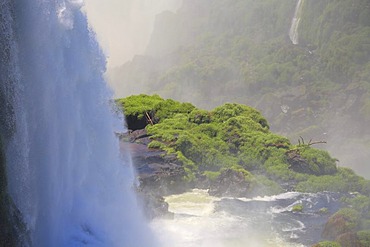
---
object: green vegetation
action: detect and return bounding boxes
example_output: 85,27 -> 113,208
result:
296,167 -> 370,194
319,208 -> 329,215
119,94 -> 370,245
112,0 -> 370,178
116,94 -> 195,126
113,0 -> 370,125
118,94 -> 370,196
292,204 -> 304,213
357,230 -> 370,247
312,242 -> 341,247
116,94 -> 164,120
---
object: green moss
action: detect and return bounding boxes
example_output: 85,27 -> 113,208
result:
313,241 -> 341,247
292,204 -> 304,213
147,140 -> 165,149
227,165 -> 254,183
299,147 -> 338,175
295,167 -> 368,193
319,208 -> 330,215
119,94 -> 355,196
188,109 -> 212,124
252,175 -> 284,195
153,99 -> 195,122
334,208 -> 360,232
116,94 -> 164,119
203,171 -> 221,181
342,194 -> 370,214
211,103 -> 269,130
357,230 -> 370,247
117,94 -> 195,123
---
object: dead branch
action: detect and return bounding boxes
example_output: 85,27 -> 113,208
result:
307,140 -> 327,146
145,112 -> 154,125
298,136 -> 326,146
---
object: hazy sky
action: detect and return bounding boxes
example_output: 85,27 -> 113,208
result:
83,0 -> 182,68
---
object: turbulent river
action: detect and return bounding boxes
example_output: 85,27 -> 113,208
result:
152,189 -> 343,247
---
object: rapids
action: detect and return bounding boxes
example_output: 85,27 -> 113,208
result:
152,189 -> 343,247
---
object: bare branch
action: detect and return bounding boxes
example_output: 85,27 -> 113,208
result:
145,112 -> 154,125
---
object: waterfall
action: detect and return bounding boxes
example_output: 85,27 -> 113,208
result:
1,0 -> 158,246
289,0 -> 304,45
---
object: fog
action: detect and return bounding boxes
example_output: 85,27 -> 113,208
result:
84,1 -> 370,179
83,0 -> 182,68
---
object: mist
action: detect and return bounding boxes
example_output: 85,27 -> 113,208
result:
107,0 -> 370,178
2,1 -> 369,246
83,0 -> 182,68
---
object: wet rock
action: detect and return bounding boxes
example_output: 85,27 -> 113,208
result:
286,149 -> 311,174
322,208 -> 360,240
208,168 -> 252,197
136,189 -> 173,219
120,129 -> 187,219
335,232 -> 361,247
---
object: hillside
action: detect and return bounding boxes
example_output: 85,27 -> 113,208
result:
117,94 -> 370,246
110,0 -> 370,177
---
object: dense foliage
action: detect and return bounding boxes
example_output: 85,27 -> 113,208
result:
118,95 -> 370,197
111,0 -> 370,177
119,94 -> 370,245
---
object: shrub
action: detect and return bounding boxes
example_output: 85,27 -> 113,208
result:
203,171 -> 221,181
188,109 -> 211,124
312,241 -> 341,247
211,103 -> 269,129
322,208 -> 360,239
357,230 -> 370,247
116,94 -> 163,119
299,147 -> 338,175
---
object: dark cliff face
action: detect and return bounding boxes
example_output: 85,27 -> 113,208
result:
0,1 -> 28,245
0,0 -> 16,244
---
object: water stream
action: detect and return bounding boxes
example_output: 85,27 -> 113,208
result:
289,0 -> 305,45
152,189 -> 342,247
2,1 -> 157,246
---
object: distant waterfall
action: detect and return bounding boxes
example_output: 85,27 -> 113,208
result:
289,0 -> 304,45
1,0 -> 158,246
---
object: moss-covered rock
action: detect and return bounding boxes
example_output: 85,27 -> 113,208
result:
312,241 -> 342,247
312,241 -> 341,247
322,208 -> 360,240
335,232 -> 360,247
357,230 -> 370,247
296,167 -> 370,194
208,166 -> 255,197
117,94 -> 351,197
116,94 -> 195,130
292,204 -> 304,213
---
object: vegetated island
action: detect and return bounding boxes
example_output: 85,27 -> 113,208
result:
116,94 -> 370,247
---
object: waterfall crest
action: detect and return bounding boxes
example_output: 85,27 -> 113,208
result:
2,0 -> 157,246
289,0 -> 304,45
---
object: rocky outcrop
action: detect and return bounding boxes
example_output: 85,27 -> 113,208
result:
335,232 -> 361,247
322,208 -> 360,240
208,169 -> 252,197
120,129 -> 187,219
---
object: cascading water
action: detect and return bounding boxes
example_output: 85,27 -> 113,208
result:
2,0 -> 158,246
289,0 -> 304,45
152,190 -> 342,247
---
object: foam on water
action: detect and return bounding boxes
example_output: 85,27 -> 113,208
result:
2,0 -> 157,246
152,189 -> 304,247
